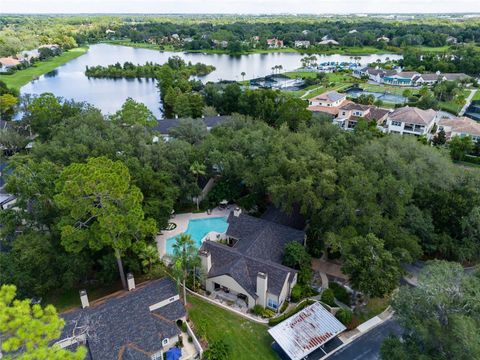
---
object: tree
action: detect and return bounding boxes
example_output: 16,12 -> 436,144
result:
189,161 -> 206,210
432,128 -> 447,146
0,284 -> 86,360
0,93 -> 17,120
27,93 -> 63,141
110,98 -> 157,127
341,234 -> 401,297
169,118 -> 208,145
240,71 -> 246,81
381,261 -> 480,360
54,157 -> 156,289
171,233 -> 200,306
449,135 -> 474,161
137,243 -> 160,274
283,241 -> 311,269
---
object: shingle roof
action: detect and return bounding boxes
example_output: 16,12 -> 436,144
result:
261,205 -> 306,230
151,116 -> 231,134
309,91 -> 345,103
59,278 -> 185,360
388,106 -> 436,126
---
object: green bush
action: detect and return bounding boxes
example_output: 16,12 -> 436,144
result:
251,304 -> 264,316
262,308 -> 275,318
290,284 -> 303,302
181,322 -> 188,333
321,288 -> 336,307
279,301 -> 289,313
335,308 -> 353,326
329,282 -> 350,306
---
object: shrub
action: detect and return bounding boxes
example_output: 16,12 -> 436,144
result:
262,308 -> 275,318
181,322 -> 188,333
268,300 -> 315,326
251,304 -> 264,316
188,336 -> 193,343
335,308 -> 353,326
321,288 -> 336,307
329,282 -> 350,306
279,301 -> 289,313
290,284 -> 303,302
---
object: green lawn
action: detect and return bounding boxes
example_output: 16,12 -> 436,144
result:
0,47 -> 88,90
354,296 -> 391,324
472,89 -> 480,101
187,295 -> 277,360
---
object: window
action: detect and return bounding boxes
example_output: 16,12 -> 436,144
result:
162,338 -> 169,346
391,121 -> 402,127
267,298 -> 278,310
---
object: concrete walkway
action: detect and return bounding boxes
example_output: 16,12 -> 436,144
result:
459,89 -> 478,116
156,207 -> 232,257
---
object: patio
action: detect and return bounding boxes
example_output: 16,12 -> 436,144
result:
207,288 -> 249,314
156,206 -> 233,258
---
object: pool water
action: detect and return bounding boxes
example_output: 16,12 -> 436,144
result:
166,217 -> 229,254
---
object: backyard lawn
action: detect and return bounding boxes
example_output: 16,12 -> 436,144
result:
472,89 -> 480,101
187,295 -> 277,360
0,47 -> 88,90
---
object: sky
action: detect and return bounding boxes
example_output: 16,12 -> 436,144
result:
1,0 -> 479,14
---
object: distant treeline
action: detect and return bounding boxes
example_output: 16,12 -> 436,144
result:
85,60 -> 215,78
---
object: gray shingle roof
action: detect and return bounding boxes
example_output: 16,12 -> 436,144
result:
59,278 -> 185,360
261,205 -> 306,231
151,116 -> 231,134
201,212 -> 305,298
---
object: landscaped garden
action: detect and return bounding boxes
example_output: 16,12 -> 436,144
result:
187,295 -> 277,360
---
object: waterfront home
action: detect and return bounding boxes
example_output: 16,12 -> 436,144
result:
213,39 -> 229,48
446,36 -> 458,44
385,106 -> 438,137
55,277 -> 196,360
17,49 -> 40,63
318,39 -> 339,46
377,35 -> 390,42
151,115 -> 231,142
307,91 -> 351,116
383,71 -> 421,86
334,103 -> 390,130
267,38 -> 284,48
438,116 -> 480,142
199,209 -> 305,311
0,57 -> 21,72
354,67 -> 398,83
294,40 -> 311,48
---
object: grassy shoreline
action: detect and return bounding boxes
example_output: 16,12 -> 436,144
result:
0,47 -> 89,90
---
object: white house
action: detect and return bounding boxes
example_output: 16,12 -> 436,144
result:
335,103 -> 390,130
385,106 -> 438,137
318,39 -> 339,46
377,35 -> 390,42
294,40 -> 311,48
438,116 -> 480,142
308,91 -> 350,116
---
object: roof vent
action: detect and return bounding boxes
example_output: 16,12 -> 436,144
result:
127,273 -> 135,291
79,290 -> 89,309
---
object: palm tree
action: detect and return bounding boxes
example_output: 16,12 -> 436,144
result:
190,161 -> 206,210
171,233 -> 199,306
138,244 -> 160,274
241,71 -> 246,81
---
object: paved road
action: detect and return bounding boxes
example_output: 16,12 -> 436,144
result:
326,318 -> 402,360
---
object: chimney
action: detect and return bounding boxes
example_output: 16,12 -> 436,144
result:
256,272 -> 268,308
233,207 -> 242,217
199,250 -> 212,273
79,290 -> 89,309
127,273 -> 135,291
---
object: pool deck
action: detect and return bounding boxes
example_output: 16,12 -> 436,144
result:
156,206 -> 233,258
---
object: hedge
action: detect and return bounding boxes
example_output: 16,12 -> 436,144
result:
268,300 -> 315,326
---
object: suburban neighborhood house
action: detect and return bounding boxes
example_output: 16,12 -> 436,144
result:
385,106 -> 438,136
151,115 -> 231,141
308,91 -> 351,116
266,38 -> 284,48
334,103 -> 390,130
294,40 -> 311,48
199,209 -> 305,311
354,67 -> 470,86
56,277 -> 196,360
438,116 -> 480,142
268,302 -> 346,360
0,57 -> 21,72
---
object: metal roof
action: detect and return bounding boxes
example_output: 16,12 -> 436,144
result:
268,302 -> 346,360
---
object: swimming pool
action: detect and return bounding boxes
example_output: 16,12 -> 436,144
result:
166,217 -> 229,255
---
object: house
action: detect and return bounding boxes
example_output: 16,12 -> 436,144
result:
377,35 -> 390,42
307,91 -> 351,116
348,29 -> 358,34
414,72 -> 444,86
0,57 -> 21,73
55,277 -> 191,360
446,36 -> 458,44
294,40 -> 310,48
318,39 -> 339,46
335,103 -> 390,130
438,116 -> 480,142
267,38 -> 284,49
17,49 -> 40,63
151,116 -> 231,141
383,71 -> 421,86
199,209 -> 305,311
302,30 -> 310,35
268,302 -> 346,360
353,67 -> 398,83
385,106 -> 438,137
213,40 -> 229,48
443,73 -> 471,82
39,44 -> 61,52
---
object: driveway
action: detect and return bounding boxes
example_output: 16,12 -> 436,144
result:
325,318 -> 403,360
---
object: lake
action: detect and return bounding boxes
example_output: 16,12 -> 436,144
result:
21,44 -> 402,117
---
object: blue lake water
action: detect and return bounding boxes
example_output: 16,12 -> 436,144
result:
166,217 -> 229,255
20,44 -> 402,117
